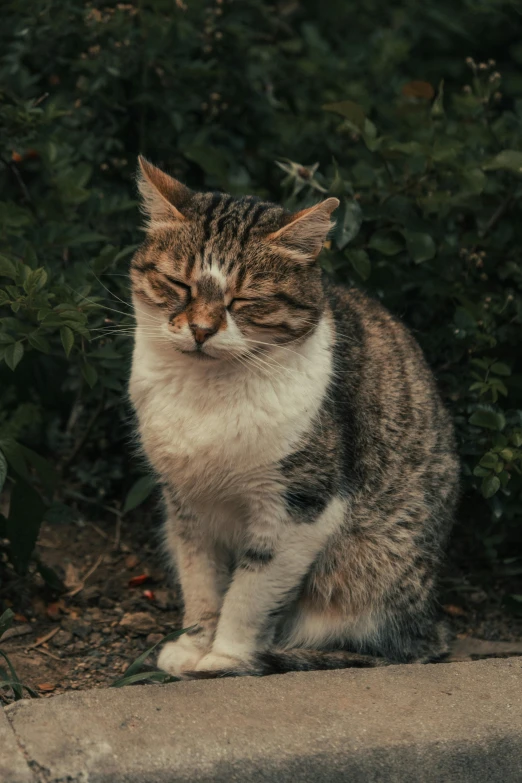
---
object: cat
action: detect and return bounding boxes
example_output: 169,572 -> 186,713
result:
128,156 -> 459,678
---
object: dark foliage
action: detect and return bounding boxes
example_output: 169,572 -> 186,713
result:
1,0 -> 521,584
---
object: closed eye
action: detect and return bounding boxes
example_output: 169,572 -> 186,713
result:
164,275 -> 191,296
228,297 -> 257,309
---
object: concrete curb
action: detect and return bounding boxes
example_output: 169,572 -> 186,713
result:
0,708 -> 34,782
2,657 -> 522,782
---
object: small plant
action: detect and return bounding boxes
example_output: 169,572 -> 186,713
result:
110,629 -> 191,688
0,609 -> 38,701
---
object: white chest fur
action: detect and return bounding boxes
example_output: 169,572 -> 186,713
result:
129,317 -> 333,516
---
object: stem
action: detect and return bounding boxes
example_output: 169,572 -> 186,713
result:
480,191 -> 514,238
61,391 -> 106,472
0,157 -> 38,220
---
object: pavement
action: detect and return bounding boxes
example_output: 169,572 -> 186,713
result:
1,657 -> 521,782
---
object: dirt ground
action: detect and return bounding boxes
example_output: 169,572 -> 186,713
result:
1,511 -> 521,702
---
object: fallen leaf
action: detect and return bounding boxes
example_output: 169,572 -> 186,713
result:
1,624 -> 33,642
64,562 -> 82,591
401,80 -> 435,99
37,683 -> 56,692
14,613 -> 28,622
46,601 -> 65,620
143,589 -> 155,601
128,574 -> 150,588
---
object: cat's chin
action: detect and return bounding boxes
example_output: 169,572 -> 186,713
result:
180,349 -> 220,361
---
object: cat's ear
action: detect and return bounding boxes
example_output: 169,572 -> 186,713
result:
266,198 -> 339,262
137,156 -> 193,229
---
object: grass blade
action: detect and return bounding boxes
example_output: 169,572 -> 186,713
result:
111,670 -> 179,688
111,627 -> 194,685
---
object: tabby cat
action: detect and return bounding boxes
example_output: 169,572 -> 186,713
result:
129,156 -> 459,677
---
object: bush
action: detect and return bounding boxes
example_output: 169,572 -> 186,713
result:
1,0 -> 521,579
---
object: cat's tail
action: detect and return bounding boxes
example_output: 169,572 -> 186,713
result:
186,649 -> 389,679
254,648 -> 389,674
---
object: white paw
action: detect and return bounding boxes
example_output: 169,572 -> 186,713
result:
157,635 -> 206,676
194,652 -> 245,674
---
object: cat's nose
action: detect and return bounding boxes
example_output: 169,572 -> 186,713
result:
189,322 -> 218,344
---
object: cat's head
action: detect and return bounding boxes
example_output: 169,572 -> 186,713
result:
130,157 -> 338,362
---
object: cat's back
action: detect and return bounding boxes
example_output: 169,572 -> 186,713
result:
324,282 -> 457,494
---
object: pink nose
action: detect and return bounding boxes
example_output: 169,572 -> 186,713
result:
189,323 -> 218,344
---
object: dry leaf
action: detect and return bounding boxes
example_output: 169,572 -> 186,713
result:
64,562 -> 82,591
401,80 -> 435,100
37,683 -> 56,692
128,574 -> 150,588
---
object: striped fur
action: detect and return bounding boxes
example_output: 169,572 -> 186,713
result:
129,159 -> 459,678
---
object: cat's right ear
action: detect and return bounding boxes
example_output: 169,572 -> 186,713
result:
137,156 -> 193,230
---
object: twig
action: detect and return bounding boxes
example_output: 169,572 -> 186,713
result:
113,513 -> 122,551
61,391 -> 106,472
479,191 -> 514,238
88,521 -> 109,540
0,155 -> 38,219
67,554 -> 104,597
33,647 -> 61,662
63,489 -> 122,518
26,627 -> 59,650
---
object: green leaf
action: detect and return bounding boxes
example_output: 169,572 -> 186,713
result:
332,198 -> 362,249
368,230 -> 403,256
0,440 -> 30,482
4,341 -> 24,370
469,410 -> 506,431
111,628 -> 192,686
0,255 -> 17,279
482,475 -> 500,498
0,649 -> 23,700
24,268 -> 47,294
431,80 -> 444,118
123,475 -> 156,514
111,670 -> 178,688
479,452 -> 499,469
0,608 -> 14,639
491,362 -> 511,376
0,450 -> 7,493
484,150 -> 522,175
346,249 -> 371,281
27,332 -> 51,353
81,362 -> 98,388
60,326 -> 74,358
323,101 -> 365,131
6,479 -> 46,573
404,232 -> 436,263
462,168 -> 486,194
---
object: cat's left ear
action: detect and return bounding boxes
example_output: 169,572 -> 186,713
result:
137,156 -> 193,230
266,198 -> 339,262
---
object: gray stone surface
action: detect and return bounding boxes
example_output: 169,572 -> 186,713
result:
4,657 -> 522,783
0,707 -> 34,782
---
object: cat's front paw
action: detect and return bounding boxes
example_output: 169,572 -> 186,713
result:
157,635 -> 206,676
186,651 -> 253,678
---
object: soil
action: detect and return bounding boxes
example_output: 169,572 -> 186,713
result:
1,511 -> 521,703
0,511 -> 182,701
